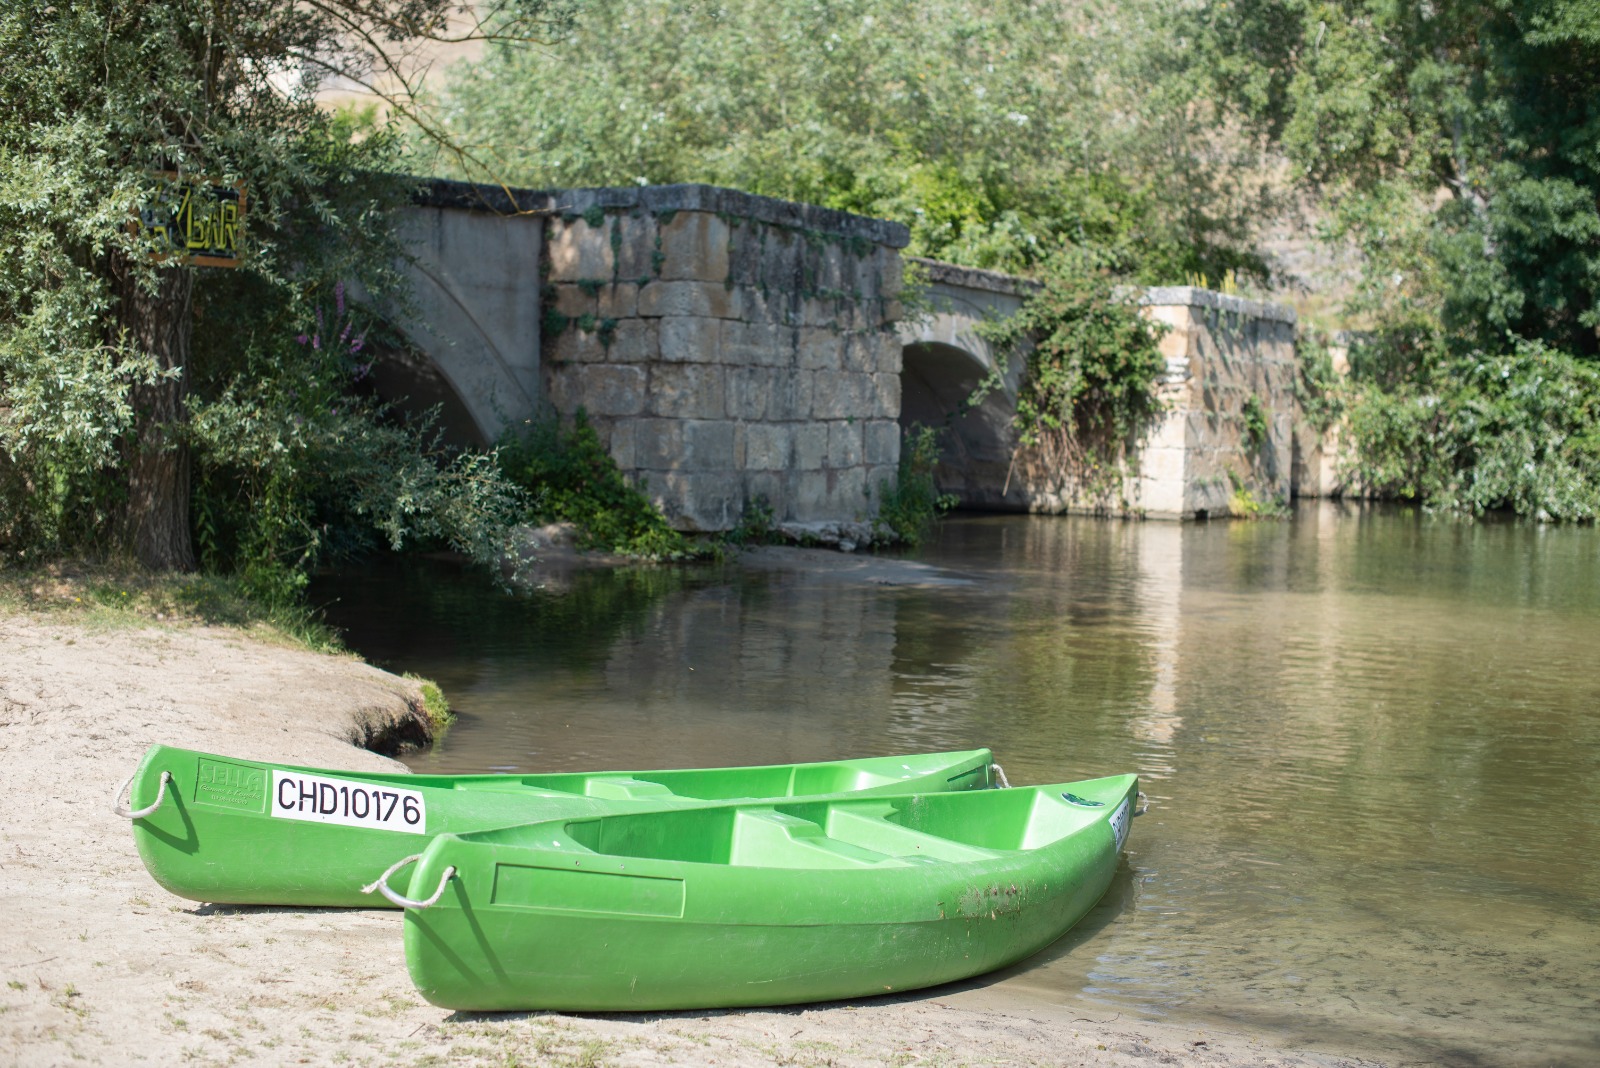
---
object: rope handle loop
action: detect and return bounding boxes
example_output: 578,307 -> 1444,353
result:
112,770 -> 172,819
990,762 -> 1011,790
361,854 -> 456,909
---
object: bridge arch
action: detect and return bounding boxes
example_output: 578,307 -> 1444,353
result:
375,206 -> 544,447
896,260 -> 1037,509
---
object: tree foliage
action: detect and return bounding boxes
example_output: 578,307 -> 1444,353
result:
428,0 -> 1271,284
0,0 -> 559,579
1201,0 -> 1600,358
1197,0 -> 1600,519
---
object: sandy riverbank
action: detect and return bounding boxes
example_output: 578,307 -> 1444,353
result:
0,609 -> 1376,1067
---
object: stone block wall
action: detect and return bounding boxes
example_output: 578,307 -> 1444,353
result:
399,180 -> 1307,528
540,186 -> 910,532
1133,288 -> 1298,518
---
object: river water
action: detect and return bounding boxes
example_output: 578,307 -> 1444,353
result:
313,502 -> 1600,1066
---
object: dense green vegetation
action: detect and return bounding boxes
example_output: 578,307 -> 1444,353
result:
1203,0 -> 1600,517
874,425 -> 959,547
0,0 -> 561,592
496,413 -> 698,559
972,249 -> 1170,499
1344,338 -> 1600,520
427,0 -> 1270,285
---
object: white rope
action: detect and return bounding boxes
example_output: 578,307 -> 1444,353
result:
361,854 -> 456,909
990,762 -> 1011,789
112,770 -> 171,819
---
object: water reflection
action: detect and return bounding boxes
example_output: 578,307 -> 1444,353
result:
313,502 -> 1600,1067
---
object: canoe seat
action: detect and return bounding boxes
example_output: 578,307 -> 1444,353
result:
730,809 -> 905,869
581,777 -> 679,801
823,807 -> 1000,862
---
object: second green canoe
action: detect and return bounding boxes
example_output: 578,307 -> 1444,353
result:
393,773 -> 1137,1011
119,743 -> 998,907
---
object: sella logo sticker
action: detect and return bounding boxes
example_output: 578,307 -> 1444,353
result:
194,759 -> 266,811
270,770 -> 425,834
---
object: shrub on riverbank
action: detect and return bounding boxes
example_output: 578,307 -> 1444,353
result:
875,425 -> 958,547
1343,336 -> 1600,521
496,413 -> 700,560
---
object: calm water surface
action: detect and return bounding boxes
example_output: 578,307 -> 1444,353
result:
313,502 -> 1600,1067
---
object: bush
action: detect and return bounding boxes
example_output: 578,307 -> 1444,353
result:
1345,337 -> 1600,521
1293,328 -> 1346,437
497,412 -> 699,559
187,290 -> 525,608
973,248 -> 1168,495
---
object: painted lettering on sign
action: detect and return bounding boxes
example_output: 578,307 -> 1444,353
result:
269,770 -> 425,834
133,173 -> 245,267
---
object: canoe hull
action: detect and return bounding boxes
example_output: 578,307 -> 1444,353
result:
401,775 -> 1137,1011
125,744 -> 996,907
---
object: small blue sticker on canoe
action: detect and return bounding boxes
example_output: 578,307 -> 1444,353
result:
1061,792 -> 1105,807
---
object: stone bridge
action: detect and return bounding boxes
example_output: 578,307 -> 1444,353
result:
378,179 -> 1303,530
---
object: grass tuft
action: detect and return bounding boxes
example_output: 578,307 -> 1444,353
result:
0,562 -> 342,652
404,674 -> 454,730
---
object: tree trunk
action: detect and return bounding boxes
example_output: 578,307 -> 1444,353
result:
113,253 -> 197,572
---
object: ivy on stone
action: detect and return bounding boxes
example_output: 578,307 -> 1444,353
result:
974,250 -> 1169,493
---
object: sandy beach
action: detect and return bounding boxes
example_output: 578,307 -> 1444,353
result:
0,608 -> 1378,1067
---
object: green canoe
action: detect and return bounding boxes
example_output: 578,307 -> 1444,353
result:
391,773 -> 1137,1011
117,743 -> 998,907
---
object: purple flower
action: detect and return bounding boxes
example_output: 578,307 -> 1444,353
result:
335,281 -> 345,316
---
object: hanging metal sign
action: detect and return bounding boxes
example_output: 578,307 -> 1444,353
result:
133,172 -> 246,267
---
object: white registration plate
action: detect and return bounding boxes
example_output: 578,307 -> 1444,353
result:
270,770 -> 426,834
1109,796 -> 1132,851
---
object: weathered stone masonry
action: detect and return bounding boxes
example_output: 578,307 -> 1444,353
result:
1134,288 -> 1298,518
539,186 -> 910,532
